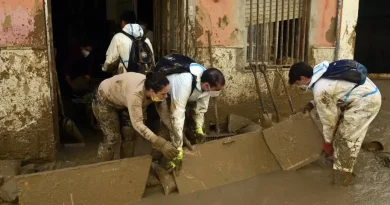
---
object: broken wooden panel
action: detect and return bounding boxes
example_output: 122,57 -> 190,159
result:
175,131 -> 280,195
17,156 -> 152,205
263,113 -> 324,171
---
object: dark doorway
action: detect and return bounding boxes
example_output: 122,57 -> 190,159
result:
354,0 -> 390,73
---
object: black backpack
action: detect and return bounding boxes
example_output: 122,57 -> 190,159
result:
154,53 -> 198,95
120,31 -> 154,74
322,59 -> 367,85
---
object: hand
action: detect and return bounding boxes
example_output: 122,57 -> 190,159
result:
152,137 -> 179,160
323,142 -> 333,157
195,127 -> 205,144
302,102 -> 314,114
167,148 -> 183,176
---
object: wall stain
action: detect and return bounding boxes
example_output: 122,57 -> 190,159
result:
218,15 -> 229,29
325,17 -> 336,43
1,15 -> 12,32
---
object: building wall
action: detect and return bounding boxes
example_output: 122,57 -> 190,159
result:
308,0 -> 359,65
195,0 -> 360,127
195,0 -> 308,126
0,0 -> 55,161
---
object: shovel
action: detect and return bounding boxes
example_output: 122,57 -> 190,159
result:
250,64 -> 273,128
52,67 -> 85,143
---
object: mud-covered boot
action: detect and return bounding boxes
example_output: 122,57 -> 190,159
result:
333,170 -> 353,187
97,143 -> 114,161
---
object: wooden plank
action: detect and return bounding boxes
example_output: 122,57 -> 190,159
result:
263,113 -> 324,171
175,131 -> 280,195
17,156 -> 152,205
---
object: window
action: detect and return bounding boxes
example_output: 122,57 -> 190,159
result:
246,0 -> 309,66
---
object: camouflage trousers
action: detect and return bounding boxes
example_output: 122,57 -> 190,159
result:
92,91 -> 161,161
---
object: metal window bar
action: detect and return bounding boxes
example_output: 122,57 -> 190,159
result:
154,0 -> 192,59
247,0 -> 309,67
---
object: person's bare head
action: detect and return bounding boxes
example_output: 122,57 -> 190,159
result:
120,10 -> 136,29
200,68 -> 226,92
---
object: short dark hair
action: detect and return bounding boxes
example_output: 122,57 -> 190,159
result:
201,68 -> 225,87
288,62 -> 313,85
120,10 -> 136,24
145,72 -> 170,92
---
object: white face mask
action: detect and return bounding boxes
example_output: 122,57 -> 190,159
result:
205,85 -> 221,97
209,91 -> 221,97
81,49 -> 90,57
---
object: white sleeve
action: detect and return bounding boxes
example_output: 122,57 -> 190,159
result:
168,74 -> 193,148
144,38 -> 155,66
103,35 -> 120,72
193,95 -> 210,129
313,83 -> 339,143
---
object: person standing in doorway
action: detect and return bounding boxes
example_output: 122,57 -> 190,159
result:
103,10 -> 154,75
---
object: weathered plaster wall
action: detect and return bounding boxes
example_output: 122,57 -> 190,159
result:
194,0 -> 310,125
337,0 -> 359,60
0,0 -> 46,48
196,0 -> 359,126
0,0 -> 55,161
308,0 -> 337,65
195,0 -> 244,47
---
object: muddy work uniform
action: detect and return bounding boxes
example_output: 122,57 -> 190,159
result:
308,61 -> 382,173
166,63 -> 211,148
92,72 -> 170,160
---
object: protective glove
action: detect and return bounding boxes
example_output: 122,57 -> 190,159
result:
152,137 -> 179,160
302,101 -> 315,114
323,142 -> 334,157
195,127 -> 205,144
168,147 -> 183,176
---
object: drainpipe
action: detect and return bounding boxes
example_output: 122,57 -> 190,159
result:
334,0 -> 343,61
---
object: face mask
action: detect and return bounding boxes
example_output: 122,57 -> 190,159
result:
298,79 -> 311,91
81,49 -> 90,57
298,85 -> 308,91
209,91 -> 221,97
151,93 -> 164,102
205,85 -> 221,97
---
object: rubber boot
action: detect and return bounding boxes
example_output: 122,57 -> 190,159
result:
333,170 -> 353,187
97,143 -> 114,161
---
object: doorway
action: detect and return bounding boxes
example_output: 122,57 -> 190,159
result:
354,0 -> 390,73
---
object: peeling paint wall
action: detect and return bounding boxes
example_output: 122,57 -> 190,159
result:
195,0 -> 244,47
308,0 -> 359,65
0,0 -> 55,161
337,0 -> 359,60
194,0 -> 359,126
307,0 -> 337,65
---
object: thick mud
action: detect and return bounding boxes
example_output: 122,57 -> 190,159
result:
52,81 -> 390,205
128,80 -> 390,205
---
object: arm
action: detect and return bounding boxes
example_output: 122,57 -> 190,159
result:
193,95 -> 211,130
155,100 -> 172,130
314,90 -> 339,143
168,74 -> 193,148
127,94 -> 159,143
103,35 -> 120,72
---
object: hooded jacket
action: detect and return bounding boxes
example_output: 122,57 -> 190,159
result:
103,24 -> 154,74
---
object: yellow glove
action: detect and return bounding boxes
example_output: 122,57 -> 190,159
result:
195,127 -> 205,144
196,127 -> 204,135
169,147 -> 183,168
